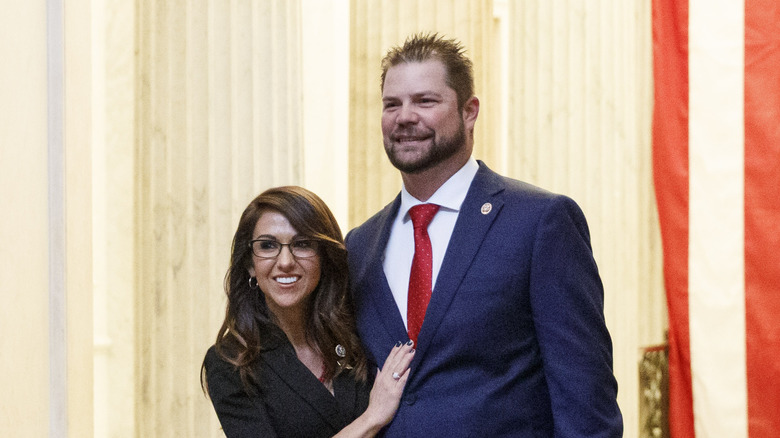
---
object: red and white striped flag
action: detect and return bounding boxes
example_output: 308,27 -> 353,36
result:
653,0 -> 780,436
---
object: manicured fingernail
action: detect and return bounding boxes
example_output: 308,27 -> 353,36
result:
395,341 -> 402,347
410,349 -> 416,354
406,339 -> 414,346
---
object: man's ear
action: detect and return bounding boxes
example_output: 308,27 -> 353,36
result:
462,96 -> 480,131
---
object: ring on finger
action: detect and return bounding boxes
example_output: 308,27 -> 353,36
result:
392,372 -> 401,380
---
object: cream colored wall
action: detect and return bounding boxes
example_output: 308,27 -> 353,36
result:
1,1 -> 94,437
64,1 -> 95,435
301,0 -> 351,229
92,0 -> 136,436
1,2 -> 50,436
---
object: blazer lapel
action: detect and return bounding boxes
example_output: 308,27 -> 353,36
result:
333,372 -> 359,422
415,162 -> 505,352
261,341 -> 345,431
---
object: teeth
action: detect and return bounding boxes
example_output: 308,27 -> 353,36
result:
276,277 -> 298,284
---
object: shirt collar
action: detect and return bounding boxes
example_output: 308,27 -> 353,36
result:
399,157 -> 479,221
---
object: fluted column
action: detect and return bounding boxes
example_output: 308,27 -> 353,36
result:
135,1 -> 303,436
348,0 -> 496,225
505,0 -> 660,433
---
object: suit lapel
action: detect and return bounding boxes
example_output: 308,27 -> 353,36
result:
260,341 -> 345,431
416,163 -> 505,352
360,196 -> 410,342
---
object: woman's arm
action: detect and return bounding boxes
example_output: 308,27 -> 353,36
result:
334,341 -> 416,438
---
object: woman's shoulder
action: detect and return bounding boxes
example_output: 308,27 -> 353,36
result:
203,338 -> 253,374
203,330 -> 286,377
203,344 -> 234,375
204,344 -> 222,361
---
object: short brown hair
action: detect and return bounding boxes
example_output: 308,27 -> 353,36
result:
380,32 -> 474,109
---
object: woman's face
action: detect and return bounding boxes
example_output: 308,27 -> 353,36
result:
248,210 -> 321,318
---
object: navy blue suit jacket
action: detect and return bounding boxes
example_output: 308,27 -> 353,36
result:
345,162 -> 623,437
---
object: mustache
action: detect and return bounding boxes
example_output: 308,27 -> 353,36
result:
390,128 -> 434,139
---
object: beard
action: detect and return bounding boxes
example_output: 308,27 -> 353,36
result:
384,120 -> 466,174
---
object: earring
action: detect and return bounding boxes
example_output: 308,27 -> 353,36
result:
248,276 -> 258,289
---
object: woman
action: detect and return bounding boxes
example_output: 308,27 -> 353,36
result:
202,186 -> 414,438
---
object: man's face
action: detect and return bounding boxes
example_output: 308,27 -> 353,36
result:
381,60 -> 468,174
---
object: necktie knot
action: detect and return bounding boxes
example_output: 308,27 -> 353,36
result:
409,203 -> 440,230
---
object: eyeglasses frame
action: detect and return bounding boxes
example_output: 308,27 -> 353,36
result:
248,238 -> 320,259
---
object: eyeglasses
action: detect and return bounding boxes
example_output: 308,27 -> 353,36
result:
248,239 -> 320,259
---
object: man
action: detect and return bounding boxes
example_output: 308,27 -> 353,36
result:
345,33 -> 623,437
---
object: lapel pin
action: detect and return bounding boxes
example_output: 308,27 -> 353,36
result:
481,203 -> 492,215
335,344 -> 353,369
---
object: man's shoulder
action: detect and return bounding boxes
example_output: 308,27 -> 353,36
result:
474,164 -> 561,204
473,165 -> 587,221
473,161 -> 547,195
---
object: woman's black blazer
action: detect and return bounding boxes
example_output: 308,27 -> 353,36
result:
204,335 -> 370,438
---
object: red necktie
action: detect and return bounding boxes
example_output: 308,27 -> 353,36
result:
407,203 -> 440,344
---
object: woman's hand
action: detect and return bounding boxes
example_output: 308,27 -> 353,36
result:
363,340 -> 416,428
334,340 -> 415,437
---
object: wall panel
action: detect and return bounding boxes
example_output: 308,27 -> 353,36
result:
0,1 -> 94,436
0,2 -> 50,436
92,0 -> 137,435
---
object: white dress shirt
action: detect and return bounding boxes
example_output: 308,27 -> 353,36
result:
383,158 -> 480,328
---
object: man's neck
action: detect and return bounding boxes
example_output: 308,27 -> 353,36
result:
402,155 -> 471,201
403,172 -> 450,201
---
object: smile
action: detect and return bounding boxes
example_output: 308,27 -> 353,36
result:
275,276 -> 299,284
393,136 -> 433,147
392,129 -> 433,143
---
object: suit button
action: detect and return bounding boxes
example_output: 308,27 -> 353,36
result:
403,394 -> 417,405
